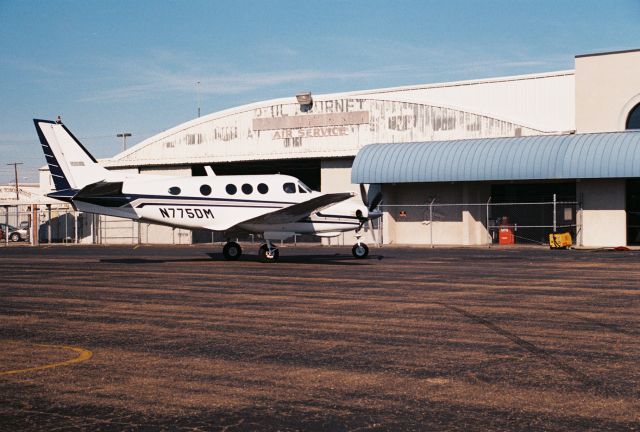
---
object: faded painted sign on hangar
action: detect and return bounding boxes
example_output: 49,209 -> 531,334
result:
112,97 -> 537,166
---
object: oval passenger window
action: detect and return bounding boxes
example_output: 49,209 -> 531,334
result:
200,184 -> 212,196
257,183 -> 269,194
226,184 -> 237,195
168,186 -> 181,195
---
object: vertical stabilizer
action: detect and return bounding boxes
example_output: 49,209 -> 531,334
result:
34,119 -> 115,191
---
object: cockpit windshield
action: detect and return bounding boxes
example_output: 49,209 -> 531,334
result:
297,181 -> 312,193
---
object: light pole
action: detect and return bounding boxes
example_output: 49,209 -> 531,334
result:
197,81 -> 201,118
117,133 -> 132,151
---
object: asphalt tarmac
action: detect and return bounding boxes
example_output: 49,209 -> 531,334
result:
0,244 -> 639,431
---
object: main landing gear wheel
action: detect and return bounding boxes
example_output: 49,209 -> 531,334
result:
222,241 -> 242,260
259,244 -> 279,263
352,243 -> 369,259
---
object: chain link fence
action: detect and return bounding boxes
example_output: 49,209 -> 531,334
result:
1,196 -> 581,247
380,195 -> 581,247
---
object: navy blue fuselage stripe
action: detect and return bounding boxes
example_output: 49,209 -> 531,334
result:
135,202 -> 283,209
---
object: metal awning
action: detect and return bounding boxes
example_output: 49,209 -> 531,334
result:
352,131 -> 640,184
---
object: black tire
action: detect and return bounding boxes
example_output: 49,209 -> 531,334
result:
352,243 -> 369,259
9,232 -> 20,242
258,244 -> 279,263
222,242 -> 242,260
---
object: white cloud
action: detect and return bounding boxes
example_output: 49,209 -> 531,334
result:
78,51 -> 389,102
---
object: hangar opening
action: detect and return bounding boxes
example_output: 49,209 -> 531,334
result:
191,158 -> 321,191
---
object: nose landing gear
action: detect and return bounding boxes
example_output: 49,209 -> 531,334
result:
259,240 -> 279,263
352,233 -> 369,259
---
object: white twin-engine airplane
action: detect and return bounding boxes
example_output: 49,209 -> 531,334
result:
34,119 -> 382,262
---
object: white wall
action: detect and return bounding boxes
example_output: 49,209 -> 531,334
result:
381,183 -> 491,246
576,50 -> 640,133
577,179 -> 627,247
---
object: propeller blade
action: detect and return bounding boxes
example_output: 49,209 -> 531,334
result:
359,183 -> 368,207
367,184 -> 382,211
368,191 -> 383,212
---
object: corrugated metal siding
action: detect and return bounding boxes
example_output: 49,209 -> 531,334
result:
351,132 -> 640,183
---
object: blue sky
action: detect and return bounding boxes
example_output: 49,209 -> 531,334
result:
1,0 -> 639,183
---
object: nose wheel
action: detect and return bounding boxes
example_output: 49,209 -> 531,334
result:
352,242 -> 369,258
259,242 -> 279,263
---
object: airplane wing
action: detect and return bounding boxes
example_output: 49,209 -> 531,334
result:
239,192 -> 354,226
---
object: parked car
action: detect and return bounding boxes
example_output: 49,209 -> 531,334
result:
0,226 -> 4,241
0,223 -> 28,242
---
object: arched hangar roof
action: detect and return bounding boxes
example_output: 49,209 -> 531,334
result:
352,131 -> 640,184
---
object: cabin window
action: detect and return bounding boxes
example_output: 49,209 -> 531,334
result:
200,184 -> 212,196
257,183 -> 269,194
298,185 -> 307,193
242,183 -> 253,194
283,182 -> 296,194
226,184 -> 237,195
168,186 -> 181,195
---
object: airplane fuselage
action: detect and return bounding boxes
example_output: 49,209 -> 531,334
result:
72,173 -> 364,236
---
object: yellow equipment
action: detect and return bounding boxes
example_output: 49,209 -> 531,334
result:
549,232 -> 572,249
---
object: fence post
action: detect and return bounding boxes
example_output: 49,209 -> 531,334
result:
33,205 -> 39,246
553,193 -> 557,233
4,206 -> 8,246
429,198 -> 435,248
46,204 -> 52,244
486,198 -> 490,246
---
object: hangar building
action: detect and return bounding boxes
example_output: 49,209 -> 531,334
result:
38,48 -> 640,247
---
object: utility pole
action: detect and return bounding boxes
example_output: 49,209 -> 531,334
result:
6,162 -> 23,200
117,133 -> 132,151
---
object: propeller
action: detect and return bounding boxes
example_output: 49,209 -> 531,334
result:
360,183 -> 382,212
359,183 -> 383,245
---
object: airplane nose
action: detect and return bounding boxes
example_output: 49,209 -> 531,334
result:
355,206 -> 369,220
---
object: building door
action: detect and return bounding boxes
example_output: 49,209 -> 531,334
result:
627,179 -> 640,245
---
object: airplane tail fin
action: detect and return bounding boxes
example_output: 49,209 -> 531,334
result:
34,119 -> 115,193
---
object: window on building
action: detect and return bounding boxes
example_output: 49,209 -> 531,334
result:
242,183 -> 253,194
200,184 -> 212,196
257,183 -> 269,194
226,184 -> 237,195
168,186 -> 181,195
283,182 -> 296,193
627,103 -> 640,129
